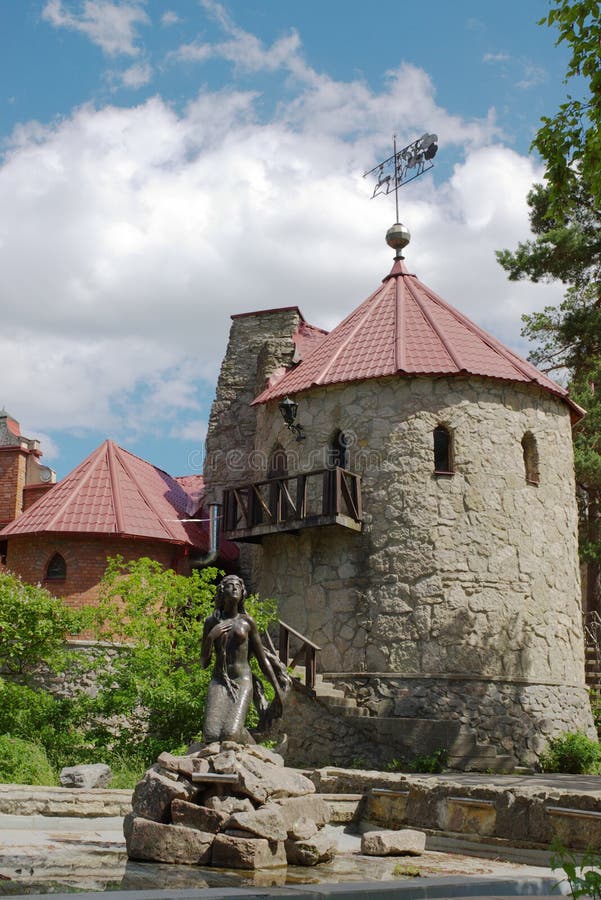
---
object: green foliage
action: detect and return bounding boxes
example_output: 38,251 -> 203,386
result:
409,748 -> 448,774
385,757 -> 404,772
497,3 -> 601,608
551,843 -> 601,900
533,1 -> 601,220
393,864 -> 421,878
0,735 -> 57,786
590,689 -> 601,737
539,731 -> 601,774
0,571 -> 84,677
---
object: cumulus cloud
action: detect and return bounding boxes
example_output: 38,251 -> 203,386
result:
168,7 -> 302,77
0,9 -> 560,449
161,10 -> 180,27
118,61 -> 153,88
41,0 -> 149,56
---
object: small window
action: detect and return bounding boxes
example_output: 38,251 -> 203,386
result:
329,429 -> 350,470
46,552 -> 66,581
522,432 -> 539,485
434,425 -> 454,474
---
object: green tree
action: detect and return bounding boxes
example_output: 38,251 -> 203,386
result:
532,0 -> 601,219
497,1 -> 601,615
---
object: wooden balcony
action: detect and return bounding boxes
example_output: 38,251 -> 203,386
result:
222,467 -> 362,543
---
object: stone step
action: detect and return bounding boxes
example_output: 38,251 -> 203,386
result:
317,692 -> 357,707
324,704 -> 371,718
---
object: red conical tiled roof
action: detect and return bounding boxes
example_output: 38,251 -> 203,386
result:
253,259 -> 583,420
0,441 -> 237,560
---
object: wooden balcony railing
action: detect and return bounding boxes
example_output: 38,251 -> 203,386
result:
222,467 -> 362,542
278,619 -> 321,695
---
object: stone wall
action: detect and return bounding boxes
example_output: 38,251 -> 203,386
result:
254,376 -> 587,682
204,314 -> 594,758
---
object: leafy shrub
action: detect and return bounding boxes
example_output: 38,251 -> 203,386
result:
409,748 -> 448,773
0,735 -> 57,786
551,843 -> 601,900
0,571 -> 85,676
539,731 -> 601,774
591,689 -> 601,739
0,679 -> 95,769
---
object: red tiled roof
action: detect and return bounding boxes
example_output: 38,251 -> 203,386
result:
0,441 -> 237,560
254,259 -> 584,420
175,475 -> 205,516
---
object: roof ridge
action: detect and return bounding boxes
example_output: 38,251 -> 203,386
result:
403,274 -> 467,371
313,281 -> 392,386
106,441 -> 126,533
113,444 -> 182,541
43,441 -> 110,533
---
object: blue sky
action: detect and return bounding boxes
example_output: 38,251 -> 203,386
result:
0,1 -> 575,479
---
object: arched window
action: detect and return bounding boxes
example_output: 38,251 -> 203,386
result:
521,432 -> 539,485
46,552 -> 66,581
433,425 -> 454,474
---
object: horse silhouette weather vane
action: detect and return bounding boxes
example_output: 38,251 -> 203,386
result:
364,132 -> 438,223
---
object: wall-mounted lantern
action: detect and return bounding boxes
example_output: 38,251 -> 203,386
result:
278,396 -> 305,441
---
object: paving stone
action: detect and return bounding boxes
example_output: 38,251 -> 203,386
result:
211,833 -> 287,869
361,828 -> 426,856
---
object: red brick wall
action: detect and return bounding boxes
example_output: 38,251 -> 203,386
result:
0,448 -> 26,526
22,483 -> 55,511
5,534 -> 192,609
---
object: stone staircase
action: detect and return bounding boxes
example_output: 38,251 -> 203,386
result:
290,667 -> 517,772
585,644 -> 601,690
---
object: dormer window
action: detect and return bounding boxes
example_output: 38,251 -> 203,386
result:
434,425 -> 454,475
46,552 -> 66,581
522,432 -> 539,485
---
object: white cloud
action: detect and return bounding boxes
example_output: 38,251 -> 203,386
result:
516,63 -> 547,90
161,10 -> 180,26
483,52 -> 510,63
42,0 -> 149,57
0,13 -> 559,443
118,61 -> 153,88
168,0 -> 303,76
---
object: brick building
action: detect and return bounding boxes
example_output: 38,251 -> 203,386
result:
1,439 -> 237,608
0,411 -> 56,553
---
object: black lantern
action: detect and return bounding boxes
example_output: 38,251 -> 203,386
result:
278,396 -> 305,441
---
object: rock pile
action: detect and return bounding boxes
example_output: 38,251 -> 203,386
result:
124,741 -> 336,870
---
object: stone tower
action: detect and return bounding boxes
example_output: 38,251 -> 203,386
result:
204,229 -> 594,768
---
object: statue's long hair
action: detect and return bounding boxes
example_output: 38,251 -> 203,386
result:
215,575 -> 247,616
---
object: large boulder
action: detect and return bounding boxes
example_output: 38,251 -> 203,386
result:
132,769 -> 196,823
59,763 -> 112,789
361,828 -> 426,856
211,834 -> 286,869
126,816 -> 213,865
171,799 -> 226,833
227,805 -> 287,842
285,831 -> 337,866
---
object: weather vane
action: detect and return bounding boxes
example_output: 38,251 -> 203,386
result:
364,132 -> 438,223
